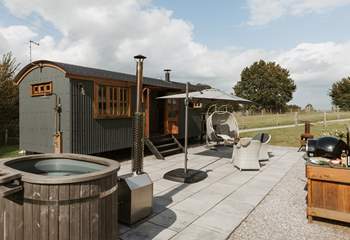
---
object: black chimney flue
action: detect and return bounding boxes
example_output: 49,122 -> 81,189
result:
164,69 -> 171,82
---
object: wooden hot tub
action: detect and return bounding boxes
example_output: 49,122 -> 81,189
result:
0,154 -> 120,240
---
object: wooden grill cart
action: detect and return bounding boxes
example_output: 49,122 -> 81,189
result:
306,163 -> 350,224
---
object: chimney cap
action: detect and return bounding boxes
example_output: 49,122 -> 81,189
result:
164,69 -> 171,72
134,55 -> 147,60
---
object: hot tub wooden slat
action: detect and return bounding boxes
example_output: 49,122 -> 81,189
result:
15,193 -> 24,240
59,185 -> 70,240
105,177 -> 111,240
40,185 -> 49,240
90,180 -> 99,240
99,178 -> 106,240
111,175 -> 118,240
4,197 -> 10,240
6,195 -> 16,240
69,184 -> 81,240
49,185 -> 59,240
23,183 -> 33,240
0,193 -> 4,239
32,184 -> 41,240
106,175 -> 114,240
80,183 -> 90,240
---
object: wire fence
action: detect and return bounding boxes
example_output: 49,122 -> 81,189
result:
236,111 -> 350,130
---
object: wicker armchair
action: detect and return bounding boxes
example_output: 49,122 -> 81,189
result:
252,133 -> 272,161
232,138 -> 261,170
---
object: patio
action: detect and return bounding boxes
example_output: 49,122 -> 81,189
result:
118,145 -> 304,240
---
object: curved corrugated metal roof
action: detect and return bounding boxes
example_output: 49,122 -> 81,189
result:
15,60 -> 207,90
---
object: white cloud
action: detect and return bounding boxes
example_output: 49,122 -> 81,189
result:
0,25 -> 37,62
277,42 -> 350,83
275,41 -> 350,109
0,0 -> 264,88
0,0 -> 349,109
247,0 -> 350,26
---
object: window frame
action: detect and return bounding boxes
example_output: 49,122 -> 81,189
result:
93,80 -> 132,119
31,82 -> 53,97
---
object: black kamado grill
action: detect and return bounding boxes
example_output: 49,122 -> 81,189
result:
306,136 -> 348,159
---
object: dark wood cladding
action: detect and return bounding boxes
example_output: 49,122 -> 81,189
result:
71,80 -> 135,154
18,62 -> 204,155
0,175 -> 118,240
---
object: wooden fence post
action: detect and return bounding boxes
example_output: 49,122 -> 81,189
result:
4,128 -> 8,145
337,107 -> 340,120
323,112 -> 327,128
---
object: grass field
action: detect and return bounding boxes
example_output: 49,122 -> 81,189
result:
1,112 -> 349,157
0,145 -> 19,158
240,121 -> 350,147
236,111 -> 350,129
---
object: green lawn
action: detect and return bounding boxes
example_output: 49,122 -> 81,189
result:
1,113 -> 349,156
240,121 -> 350,147
236,111 -> 350,129
0,145 -> 19,159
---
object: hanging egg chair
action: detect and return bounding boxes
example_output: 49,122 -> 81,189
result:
206,110 -> 239,144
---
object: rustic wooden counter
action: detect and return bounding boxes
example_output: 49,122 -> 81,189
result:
306,162 -> 350,224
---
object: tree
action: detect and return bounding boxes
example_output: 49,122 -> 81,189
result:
287,104 -> 301,112
329,77 -> 350,111
0,52 -> 20,133
234,60 -> 296,113
304,104 -> 314,112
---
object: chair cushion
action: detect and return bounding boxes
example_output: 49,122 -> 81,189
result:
239,138 -> 252,147
217,124 -> 230,135
229,130 -> 238,139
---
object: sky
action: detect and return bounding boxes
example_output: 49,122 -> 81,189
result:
1,0 -> 350,110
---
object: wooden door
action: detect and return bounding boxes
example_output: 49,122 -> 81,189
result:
164,98 -> 179,135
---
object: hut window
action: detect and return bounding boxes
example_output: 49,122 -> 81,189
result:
98,85 -> 107,114
31,82 -> 53,97
95,84 -> 131,118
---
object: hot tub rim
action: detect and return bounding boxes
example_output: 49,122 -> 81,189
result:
0,153 -> 121,185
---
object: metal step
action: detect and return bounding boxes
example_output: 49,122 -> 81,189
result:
156,142 -> 178,149
144,138 -> 164,160
152,138 -> 173,146
160,147 -> 182,156
145,135 -> 184,159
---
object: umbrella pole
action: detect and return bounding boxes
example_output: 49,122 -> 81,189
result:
184,82 -> 189,174
163,82 -> 208,184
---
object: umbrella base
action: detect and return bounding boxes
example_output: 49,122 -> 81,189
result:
163,168 -> 208,183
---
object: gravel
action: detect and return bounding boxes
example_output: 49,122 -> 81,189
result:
229,158 -> 350,240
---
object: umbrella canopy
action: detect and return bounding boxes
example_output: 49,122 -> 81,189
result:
157,88 -> 251,104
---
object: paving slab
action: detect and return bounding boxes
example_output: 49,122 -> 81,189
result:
148,208 -> 199,232
172,196 -> 220,216
119,224 -> 131,234
170,224 -> 227,240
119,145 -> 303,240
120,222 -> 177,240
194,208 -> 246,235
